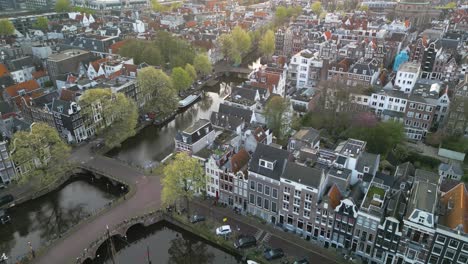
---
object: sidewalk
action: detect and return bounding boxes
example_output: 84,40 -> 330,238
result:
192,199 -> 343,264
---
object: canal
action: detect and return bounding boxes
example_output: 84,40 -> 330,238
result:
107,76 -> 246,167
86,221 -> 241,264
0,175 -> 121,262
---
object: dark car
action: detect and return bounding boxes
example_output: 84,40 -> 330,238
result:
0,209 -> 10,224
293,258 -> 309,264
190,215 -> 206,223
0,194 -> 13,207
263,248 -> 284,260
234,235 -> 256,249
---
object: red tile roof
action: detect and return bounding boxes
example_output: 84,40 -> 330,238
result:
328,184 -> 342,209
186,21 -> 197,28
5,80 -> 40,98
0,63 -> 9,76
231,148 -> 250,173
439,183 -> 468,233
32,70 -> 47,79
110,40 -> 128,54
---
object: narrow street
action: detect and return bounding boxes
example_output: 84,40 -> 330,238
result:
192,200 -> 342,264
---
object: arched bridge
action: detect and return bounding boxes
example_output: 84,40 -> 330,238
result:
77,210 -> 168,263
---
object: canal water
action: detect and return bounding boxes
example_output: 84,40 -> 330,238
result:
87,221 -> 241,264
107,76 -> 246,167
0,175 -> 120,262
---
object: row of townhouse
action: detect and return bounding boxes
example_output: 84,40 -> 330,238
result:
178,116 -> 467,264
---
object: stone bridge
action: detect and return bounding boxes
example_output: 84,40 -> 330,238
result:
77,210 -> 168,263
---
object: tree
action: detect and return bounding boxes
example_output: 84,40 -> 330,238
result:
346,121 -> 405,155
311,2 -> 323,16
162,152 -> 205,219
137,67 -> 178,114
359,5 -> 369,12
231,26 -> 251,56
141,45 -> 163,66
193,54 -> 212,76
33,17 -> 49,31
0,19 -> 15,36
444,2 -> 457,9
79,88 -> 138,148
275,6 -> 288,25
10,123 -> 71,186
171,67 -> 192,92
264,96 -> 290,139
55,0 -> 71,12
185,63 -> 197,81
259,29 -> 275,58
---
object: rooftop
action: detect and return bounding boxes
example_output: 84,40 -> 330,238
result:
397,61 -> 420,73
183,119 -> 211,134
48,49 -> 90,61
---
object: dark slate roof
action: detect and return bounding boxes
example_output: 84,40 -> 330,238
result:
249,143 -> 290,181
0,101 -> 14,114
210,111 -> 243,131
49,99 -> 72,114
292,127 -> 320,144
415,169 -> 439,184
283,162 -> 323,188
374,172 -> 395,188
231,86 -> 257,102
175,119 -> 213,145
439,162 -> 464,176
349,58 -> 379,76
218,103 -> 253,122
32,91 -> 60,107
356,152 -> 379,173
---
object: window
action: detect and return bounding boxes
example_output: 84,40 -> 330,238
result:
458,253 -> 468,264
284,186 -> 291,193
433,244 -> 443,255
407,111 -> 414,118
283,203 -> 289,210
304,202 -> 311,210
428,256 -> 438,264
293,206 -> 300,214
294,190 -> 301,197
446,249 -> 456,260
249,194 -> 255,204
283,194 -> 290,202
257,183 -> 263,193
271,202 -> 277,212
250,180 -> 255,190
272,188 -> 278,198
264,199 -> 269,210
410,103 -> 416,109
256,196 -> 262,207
305,193 -> 312,201
264,186 -> 270,196
449,239 -> 459,249
303,210 -> 310,218
293,198 -> 300,206
463,243 -> 468,252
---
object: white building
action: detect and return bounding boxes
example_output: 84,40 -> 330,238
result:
289,49 -> 323,89
369,90 -> 408,118
395,62 -> 420,94
10,66 -> 35,84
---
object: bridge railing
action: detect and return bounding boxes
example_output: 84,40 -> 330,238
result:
77,210 -> 166,263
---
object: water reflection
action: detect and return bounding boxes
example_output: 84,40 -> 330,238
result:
107,77 -> 243,166
90,221 -> 240,264
0,176 -> 119,261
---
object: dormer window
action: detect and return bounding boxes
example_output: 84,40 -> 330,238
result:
363,166 -> 369,173
259,159 -> 274,170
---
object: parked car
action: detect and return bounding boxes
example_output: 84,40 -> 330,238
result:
263,248 -> 284,260
216,225 -> 232,236
234,235 -> 256,249
246,261 -> 259,264
293,258 -> 309,264
190,215 -> 205,223
0,194 -> 13,207
0,184 -> 5,189
0,209 -> 10,224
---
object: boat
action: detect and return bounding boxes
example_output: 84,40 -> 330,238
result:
178,93 -> 201,108
153,111 -> 177,126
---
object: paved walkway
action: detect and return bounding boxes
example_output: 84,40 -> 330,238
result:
34,146 -> 162,264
